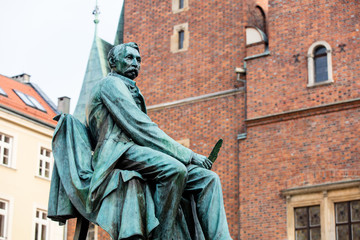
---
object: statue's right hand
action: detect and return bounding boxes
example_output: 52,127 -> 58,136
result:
191,153 -> 212,170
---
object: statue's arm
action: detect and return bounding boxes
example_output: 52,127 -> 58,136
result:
100,78 -> 193,165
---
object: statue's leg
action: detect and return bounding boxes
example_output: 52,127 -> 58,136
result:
118,144 -> 188,240
184,166 -> 233,240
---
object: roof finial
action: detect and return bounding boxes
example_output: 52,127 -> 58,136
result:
92,0 -> 100,25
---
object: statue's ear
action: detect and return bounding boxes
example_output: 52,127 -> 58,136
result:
108,57 -> 115,68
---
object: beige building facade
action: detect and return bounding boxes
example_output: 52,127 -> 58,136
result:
0,74 -> 65,240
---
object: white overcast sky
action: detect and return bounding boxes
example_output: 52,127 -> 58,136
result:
0,0 -> 123,113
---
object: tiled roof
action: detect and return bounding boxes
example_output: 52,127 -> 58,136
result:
0,74 -> 58,126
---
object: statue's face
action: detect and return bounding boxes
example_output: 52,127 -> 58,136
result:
114,46 -> 141,80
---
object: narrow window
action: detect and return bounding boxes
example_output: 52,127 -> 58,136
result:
34,209 -> 48,240
0,200 -> 8,240
307,41 -> 333,87
86,223 -> 97,240
171,23 -> 188,53
178,30 -> 184,50
335,200 -> 360,240
38,147 -> 52,179
294,205 -> 321,240
0,133 -> 13,167
179,0 -> 184,9
314,46 -> 328,83
172,0 -> 188,13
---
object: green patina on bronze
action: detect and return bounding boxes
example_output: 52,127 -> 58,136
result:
48,43 -> 232,240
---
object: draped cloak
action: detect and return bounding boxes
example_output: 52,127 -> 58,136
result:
48,113 -> 159,239
48,73 -> 202,239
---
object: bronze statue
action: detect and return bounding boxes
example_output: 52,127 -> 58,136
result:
48,42 -> 232,240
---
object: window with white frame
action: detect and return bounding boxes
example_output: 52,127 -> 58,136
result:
283,180 -> 360,240
34,209 -> 48,240
0,200 -> 9,240
38,147 -> 52,179
0,132 -> 13,167
86,223 -> 98,240
307,41 -> 333,87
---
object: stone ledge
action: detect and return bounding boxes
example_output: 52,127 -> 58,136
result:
246,98 -> 360,127
147,88 -> 244,111
281,179 -> 360,197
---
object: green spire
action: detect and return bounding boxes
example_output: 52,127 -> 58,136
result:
114,2 -> 124,46
73,1 -> 125,122
73,1 -> 113,122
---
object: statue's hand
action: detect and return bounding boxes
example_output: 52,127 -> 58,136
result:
191,153 -> 212,170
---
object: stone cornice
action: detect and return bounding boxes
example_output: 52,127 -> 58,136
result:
246,98 -> 360,127
147,88 -> 244,111
281,179 -> 360,197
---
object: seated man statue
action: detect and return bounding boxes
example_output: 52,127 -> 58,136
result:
48,42 -> 232,240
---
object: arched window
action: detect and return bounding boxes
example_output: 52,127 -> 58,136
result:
307,41 -> 333,87
255,6 -> 266,33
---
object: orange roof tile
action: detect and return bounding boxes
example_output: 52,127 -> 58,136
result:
0,74 -> 58,126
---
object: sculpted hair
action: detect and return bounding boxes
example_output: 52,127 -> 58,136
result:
108,42 -> 140,68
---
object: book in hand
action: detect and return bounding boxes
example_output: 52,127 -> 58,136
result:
208,139 -> 223,164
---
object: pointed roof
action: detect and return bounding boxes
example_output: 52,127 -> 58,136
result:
73,35 -> 113,122
114,3 -> 124,46
0,74 -> 58,127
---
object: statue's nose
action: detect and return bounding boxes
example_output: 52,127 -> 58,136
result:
132,59 -> 139,67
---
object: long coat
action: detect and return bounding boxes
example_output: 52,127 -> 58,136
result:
48,73 -> 195,239
85,72 -> 193,211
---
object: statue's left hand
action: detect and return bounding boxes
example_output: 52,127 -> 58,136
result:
191,153 -> 213,169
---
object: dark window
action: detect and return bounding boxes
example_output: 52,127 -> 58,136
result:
178,30 -> 184,50
294,205 -> 321,240
179,0 -> 184,9
335,200 -> 360,240
314,46 -> 328,83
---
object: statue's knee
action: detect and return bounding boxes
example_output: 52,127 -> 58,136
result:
166,161 -> 188,180
174,163 -> 188,179
206,170 -> 221,186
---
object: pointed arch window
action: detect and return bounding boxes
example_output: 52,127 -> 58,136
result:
307,41 -> 333,87
171,23 -> 189,53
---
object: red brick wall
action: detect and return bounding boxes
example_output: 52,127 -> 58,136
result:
238,108 -> 360,239
246,0 -> 360,119
239,0 -> 360,238
124,0 -> 246,106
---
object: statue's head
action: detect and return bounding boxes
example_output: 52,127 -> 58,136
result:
108,42 -> 141,80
